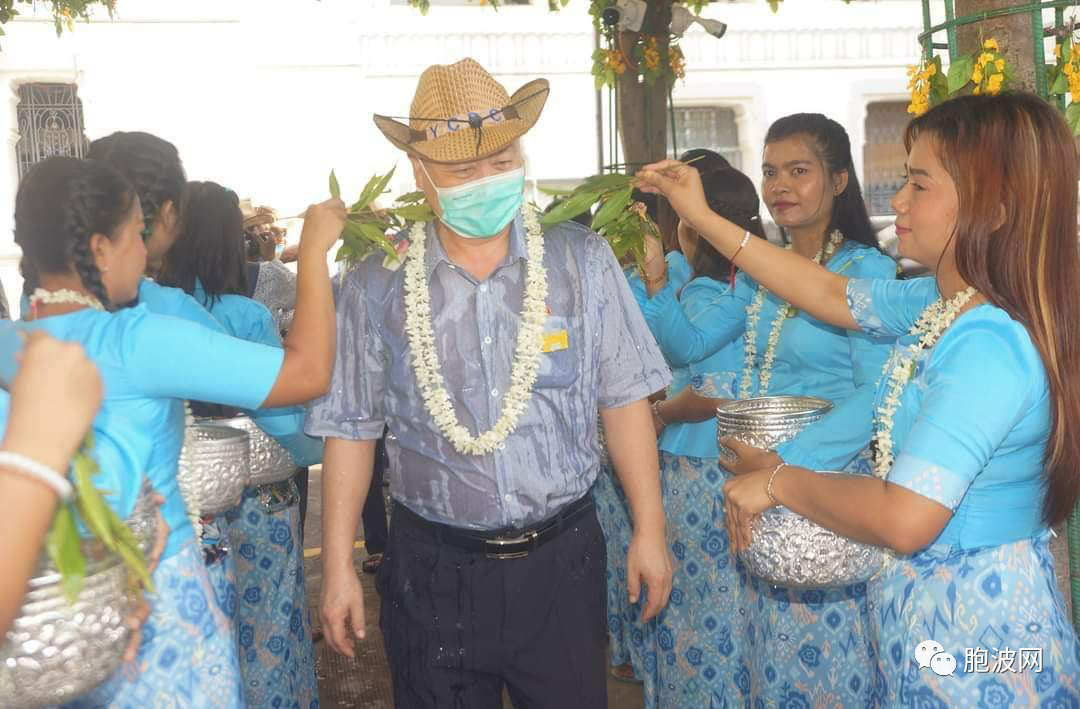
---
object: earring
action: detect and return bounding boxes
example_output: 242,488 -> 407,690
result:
100,265 -> 109,273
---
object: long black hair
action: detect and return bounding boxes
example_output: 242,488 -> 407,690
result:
764,114 -> 879,249
679,148 -> 766,282
87,131 -> 186,240
14,157 -> 136,310
158,181 -> 248,307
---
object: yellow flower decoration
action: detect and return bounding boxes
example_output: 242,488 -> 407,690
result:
907,58 -> 936,116
669,45 -> 686,81
971,38 -> 1008,97
643,36 -> 661,72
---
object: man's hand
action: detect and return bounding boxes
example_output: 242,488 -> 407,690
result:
626,527 -> 672,622
320,564 -> 367,658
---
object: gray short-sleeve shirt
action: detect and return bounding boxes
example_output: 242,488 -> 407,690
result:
306,213 -> 670,530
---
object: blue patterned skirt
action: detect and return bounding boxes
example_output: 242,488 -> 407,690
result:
65,542 -> 244,708
203,517 -> 238,624
657,451 -> 751,709
870,531 -> 1080,707
225,481 -> 318,709
592,464 -> 656,696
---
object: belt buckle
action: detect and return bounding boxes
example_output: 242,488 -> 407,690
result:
485,529 -> 539,560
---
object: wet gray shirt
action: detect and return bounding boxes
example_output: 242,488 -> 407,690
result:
305,214 -> 670,531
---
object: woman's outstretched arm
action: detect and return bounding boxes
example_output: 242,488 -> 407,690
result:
637,161 -> 857,330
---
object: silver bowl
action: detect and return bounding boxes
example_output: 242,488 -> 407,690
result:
739,471 -> 885,588
715,395 -> 833,457
178,424 -> 250,516
210,416 -> 296,486
0,540 -> 135,707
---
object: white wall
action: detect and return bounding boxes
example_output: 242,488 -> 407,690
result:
0,0 -> 921,306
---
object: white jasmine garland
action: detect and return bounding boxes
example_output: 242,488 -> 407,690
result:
872,287 -> 978,478
28,288 -> 104,311
403,207 -> 548,455
739,230 -> 844,399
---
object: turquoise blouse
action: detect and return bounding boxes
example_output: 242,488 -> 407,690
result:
641,241 -> 898,471
192,279 -> 322,467
628,252 -> 742,459
847,276 -> 1051,547
0,306 -> 284,560
19,279 -> 221,332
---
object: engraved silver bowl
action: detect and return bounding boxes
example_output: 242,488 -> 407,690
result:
178,424 -> 250,516
211,416 -> 296,486
715,395 -> 833,458
739,470 -> 886,588
0,540 -> 134,707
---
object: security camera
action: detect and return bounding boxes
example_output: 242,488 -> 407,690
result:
670,5 -> 727,39
603,0 -> 727,40
612,0 -> 647,33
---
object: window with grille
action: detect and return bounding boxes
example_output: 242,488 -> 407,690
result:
863,101 -> 909,216
16,83 -> 89,180
670,106 -> 741,169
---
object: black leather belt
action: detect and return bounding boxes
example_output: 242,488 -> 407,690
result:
394,495 -> 594,560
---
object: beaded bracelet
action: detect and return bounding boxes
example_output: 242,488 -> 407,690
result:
766,461 -> 787,506
730,230 -> 752,264
0,451 -> 74,501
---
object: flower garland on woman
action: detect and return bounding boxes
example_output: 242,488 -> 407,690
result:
638,114 -> 897,707
639,91 -> 1080,706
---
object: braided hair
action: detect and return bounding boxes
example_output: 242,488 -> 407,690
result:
14,157 -> 136,310
764,113 -> 879,250
86,131 -> 186,242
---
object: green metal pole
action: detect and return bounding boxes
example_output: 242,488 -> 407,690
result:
922,0 -> 934,58
1055,6 -> 1067,109
1034,4 -> 1049,98
944,0 -> 958,61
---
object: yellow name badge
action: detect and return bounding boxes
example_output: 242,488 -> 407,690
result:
542,330 -> 570,353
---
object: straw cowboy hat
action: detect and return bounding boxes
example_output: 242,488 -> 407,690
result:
239,199 -> 277,230
374,58 -> 549,164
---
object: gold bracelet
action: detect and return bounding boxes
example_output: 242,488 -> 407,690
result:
766,461 -> 787,505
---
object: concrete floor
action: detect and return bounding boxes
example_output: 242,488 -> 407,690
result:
301,466 -> 645,709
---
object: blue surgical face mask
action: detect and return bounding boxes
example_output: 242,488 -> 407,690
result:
422,163 -> 525,239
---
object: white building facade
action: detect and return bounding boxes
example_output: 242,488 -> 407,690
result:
0,0 -> 923,305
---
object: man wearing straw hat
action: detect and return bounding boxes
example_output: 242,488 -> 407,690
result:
307,58 -> 672,707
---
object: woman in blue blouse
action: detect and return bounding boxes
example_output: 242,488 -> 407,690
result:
159,181 -> 322,708
640,93 -> 1080,704
625,150 -> 758,707
9,156 -> 343,707
641,117 -> 897,706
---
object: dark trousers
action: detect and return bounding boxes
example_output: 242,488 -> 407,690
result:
377,502 -> 608,709
361,436 -> 389,555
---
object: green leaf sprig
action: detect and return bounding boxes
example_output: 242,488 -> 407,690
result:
540,172 -> 657,269
46,435 -> 152,602
330,168 -> 436,266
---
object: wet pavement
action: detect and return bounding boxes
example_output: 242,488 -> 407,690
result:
301,466 -> 645,708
